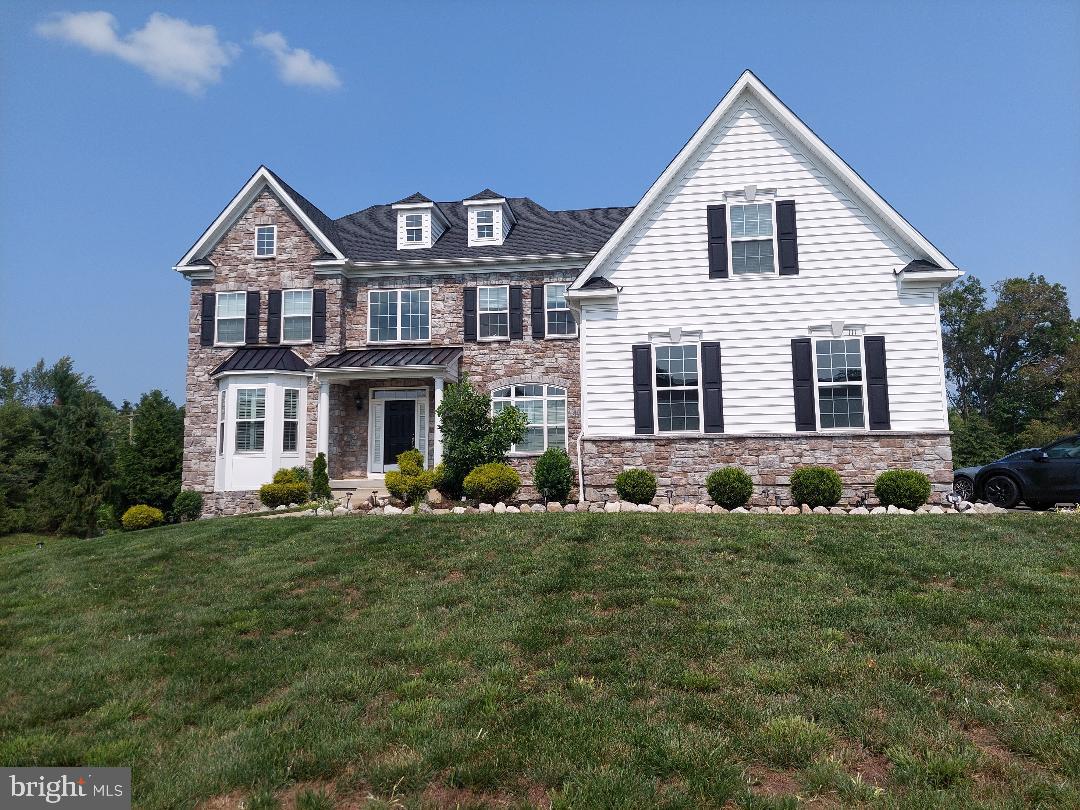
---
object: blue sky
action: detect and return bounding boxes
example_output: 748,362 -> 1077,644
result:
2,0 -> 1078,405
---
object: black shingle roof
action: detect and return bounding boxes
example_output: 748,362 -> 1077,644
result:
464,188 -> 505,201
264,168 -> 342,250
315,346 -> 463,369
580,276 -> 616,290
393,192 -> 434,205
212,347 -> 309,376
899,259 -> 943,273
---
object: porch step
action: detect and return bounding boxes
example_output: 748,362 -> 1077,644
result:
330,478 -> 389,508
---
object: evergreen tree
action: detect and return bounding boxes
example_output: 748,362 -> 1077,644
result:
115,390 -> 184,512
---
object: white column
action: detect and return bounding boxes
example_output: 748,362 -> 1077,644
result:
432,375 -> 444,466
317,377 -> 330,457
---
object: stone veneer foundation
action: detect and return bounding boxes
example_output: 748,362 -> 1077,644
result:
580,432 -> 953,506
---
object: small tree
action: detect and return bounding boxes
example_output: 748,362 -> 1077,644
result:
436,376 -> 527,497
115,390 -> 184,514
311,452 -> 331,500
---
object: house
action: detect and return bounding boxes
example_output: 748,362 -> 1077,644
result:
175,71 -> 958,513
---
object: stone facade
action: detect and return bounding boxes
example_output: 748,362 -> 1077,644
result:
581,432 -> 953,506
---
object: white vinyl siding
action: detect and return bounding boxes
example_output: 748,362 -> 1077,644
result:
580,99 -> 948,435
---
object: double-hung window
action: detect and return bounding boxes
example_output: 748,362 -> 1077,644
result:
492,384 -> 567,453
478,285 -> 509,339
545,283 -> 576,336
815,338 -> 865,429
282,289 -> 313,342
215,292 -> 246,345
235,388 -> 266,452
255,225 -> 276,257
729,203 -> 776,275
655,344 -> 700,432
475,209 -> 495,239
369,289 -> 430,342
217,391 -> 226,455
405,214 -> 423,243
282,388 -> 300,452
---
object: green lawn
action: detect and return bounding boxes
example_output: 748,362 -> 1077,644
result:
1,514 -> 1078,809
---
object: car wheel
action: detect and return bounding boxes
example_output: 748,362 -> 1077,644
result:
984,475 -> 1021,509
953,476 -> 974,502
1025,500 -> 1056,511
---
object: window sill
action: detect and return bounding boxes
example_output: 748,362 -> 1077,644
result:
254,254 -> 277,260
543,333 -> 578,340
367,339 -> 432,346
477,336 -> 511,343
280,340 -> 312,346
215,343 -> 245,348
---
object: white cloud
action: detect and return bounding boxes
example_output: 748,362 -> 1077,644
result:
36,11 -> 238,96
253,31 -> 341,90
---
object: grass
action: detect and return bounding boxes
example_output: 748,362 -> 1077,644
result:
0,513 -> 1077,808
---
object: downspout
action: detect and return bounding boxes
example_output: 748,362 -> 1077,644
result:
576,305 -> 588,504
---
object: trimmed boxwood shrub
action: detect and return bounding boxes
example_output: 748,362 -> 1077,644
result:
385,449 -> 435,507
534,447 -> 573,502
173,490 -> 204,522
463,462 -> 521,504
874,469 -> 932,510
790,466 -> 843,508
706,467 -> 753,509
615,468 -> 657,505
122,504 -> 164,531
258,482 -> 309,509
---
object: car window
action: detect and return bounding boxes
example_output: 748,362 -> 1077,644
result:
1045,437 -> 1080,459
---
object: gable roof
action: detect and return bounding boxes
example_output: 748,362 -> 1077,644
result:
175,166 -> 346,269
393,192 -> 434,205
464,188 -> 505,201
571,70 -> 957,290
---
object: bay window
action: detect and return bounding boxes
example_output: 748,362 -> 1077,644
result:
282,388 -> 299,452
235,388 -> 266,452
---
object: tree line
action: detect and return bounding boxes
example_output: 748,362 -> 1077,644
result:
0,359 -> 183,537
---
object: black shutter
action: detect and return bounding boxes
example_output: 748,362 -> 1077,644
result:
531,283 -> 545,339
632,344 -> 654,434
312,289 -> 327,344
200,293 -> 215,346
777,200 -> 799,276
701,341 -> 725,433
791,337 -> 816,431
707,204 -> 728,279
463,288 -> 477,341
266,290 -> 282,344
509,286 -> 523,340
864,336 -> 891,430
245,291 -> 260,345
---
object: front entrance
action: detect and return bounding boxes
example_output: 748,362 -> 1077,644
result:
368,388 -> 429,474
383,400 -> 416,467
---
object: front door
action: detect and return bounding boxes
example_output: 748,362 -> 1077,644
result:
383,400 -> 416,469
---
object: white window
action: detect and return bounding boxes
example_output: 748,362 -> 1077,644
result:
282,388 -> 300,452
368,289 -> 430,342
729,203 -> 776,275
814,338 -> 866,429
475,209 -> 495,239
217,390 -> 226,455
235,388 -> 266,452
478,285 -> 509,339
405,214 -> 423,243
255,225 -> 276,257
544,283 -> 576,336
281,289 -> 313,343
492,384 -> 567,454
216,292 -> 246,345
655,344 -> 700,432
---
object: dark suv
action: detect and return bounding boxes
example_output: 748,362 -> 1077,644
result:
973,434 -> 1080,509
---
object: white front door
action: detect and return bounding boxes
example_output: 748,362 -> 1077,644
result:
368,388 -> 428,475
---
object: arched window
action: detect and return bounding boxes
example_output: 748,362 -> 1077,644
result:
491,384 -> 567,454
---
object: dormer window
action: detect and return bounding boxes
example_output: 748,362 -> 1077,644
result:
405,214 -> 423,243
475,210 -> 495,240
255,225 -> 276,257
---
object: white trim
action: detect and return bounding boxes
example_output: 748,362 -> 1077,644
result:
282,387 -> 301,454
433,376 -> 444,464
233,386 -> 268,454
571,69 -> 956,291
255,224 -> 277,258
317,380 -> 330,456
367,287 -> 432,343
214,291 -> 247,347
652,341 -> 703,435
810,336 -> 869,432
462,197 -> 506,207
368,387 -> 428,474
175,166 -> 344,269
543,282 -> 578,337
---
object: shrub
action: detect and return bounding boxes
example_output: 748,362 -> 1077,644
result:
790,466 -> 843,508
96,503 -> 118,531
385,449 -> 435,507
273,467 -> 310,487
874,470 -> 932,511
311,452 -> 331,500
258,482 -> 309,509
172,490 -> 204,522
432,463 -> 456,500
122,504 -> 164,531
534,447 -> 573,502
706,467 -> 753,509
463,462 -> 521,504
615,468 -> 657,505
